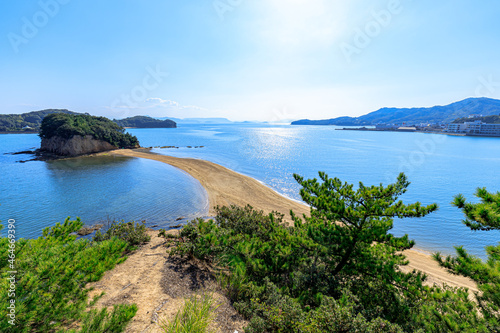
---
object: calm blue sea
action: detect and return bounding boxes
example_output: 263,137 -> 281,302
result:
1,124 -> 499,258
0,133 -> 208,239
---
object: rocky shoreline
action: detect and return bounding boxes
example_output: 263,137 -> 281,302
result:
6,149 -> 69,163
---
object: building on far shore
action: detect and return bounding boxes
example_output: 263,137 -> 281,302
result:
445,120 -> 500,136
397,126 -> 417,132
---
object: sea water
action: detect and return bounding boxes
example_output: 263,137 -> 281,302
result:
130,124 -> 500,258
1,124 -> 499,258
0,133 -> 208,239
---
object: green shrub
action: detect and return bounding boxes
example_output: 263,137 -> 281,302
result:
240,280 -> 405,333
168,218 -> 222,261
93,220 -> 151,251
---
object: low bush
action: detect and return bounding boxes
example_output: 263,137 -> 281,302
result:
93,220 -> 151,251
0,217 -> 135,332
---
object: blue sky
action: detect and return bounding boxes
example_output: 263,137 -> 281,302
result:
1,0 -> 500,121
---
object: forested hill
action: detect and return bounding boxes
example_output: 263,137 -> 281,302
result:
113,116 -> 176,128
0,109 -> 78,132
40,113 -> 139,149
292,97 -> 500,126
452,114 -> 500,124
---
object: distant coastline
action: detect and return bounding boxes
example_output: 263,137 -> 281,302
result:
336,127 -> 500,138
291,97 -> 500,126
0,130 -> 38,134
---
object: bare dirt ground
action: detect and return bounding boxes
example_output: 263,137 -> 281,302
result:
87,229 -> 246,333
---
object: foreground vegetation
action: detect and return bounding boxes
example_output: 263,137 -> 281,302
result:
0,218 -> 150,332
165,172 -> 498,332
435,188 -> 500,330
40,113 -> 139,148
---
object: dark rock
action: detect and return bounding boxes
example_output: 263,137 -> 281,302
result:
41,135 -> 117,157
77,224 -> 104,236
8,150 -> 36,155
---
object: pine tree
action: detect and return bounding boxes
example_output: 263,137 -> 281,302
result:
292,172 -> 439,317
434,188 -> 500,330
169,173 -> 491,331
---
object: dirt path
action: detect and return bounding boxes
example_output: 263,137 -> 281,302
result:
87,230 -> 245,333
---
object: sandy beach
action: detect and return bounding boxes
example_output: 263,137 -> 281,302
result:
111,149 -> 477,291
112,149 -> 310,218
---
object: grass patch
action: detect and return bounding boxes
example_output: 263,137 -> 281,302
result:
161,293 -> 220,333
69,304 -> 138,333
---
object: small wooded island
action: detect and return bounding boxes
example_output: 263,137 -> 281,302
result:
0,110 -> 177,132
114,115 -> 176,128
39,113 -> 139,156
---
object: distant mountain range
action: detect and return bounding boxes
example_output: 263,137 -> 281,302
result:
291,98 -> 500,126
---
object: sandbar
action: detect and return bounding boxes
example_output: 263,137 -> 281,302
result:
111,149 -> 477,291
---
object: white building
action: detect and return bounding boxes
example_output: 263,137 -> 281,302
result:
446,120 -> 500,136
469,123 -> 500,136
446,123 -> 468,133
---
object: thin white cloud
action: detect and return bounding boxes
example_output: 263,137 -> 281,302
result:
146,98 -> 179,107
181,105 -> 208,111
105,97 -> 209,119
